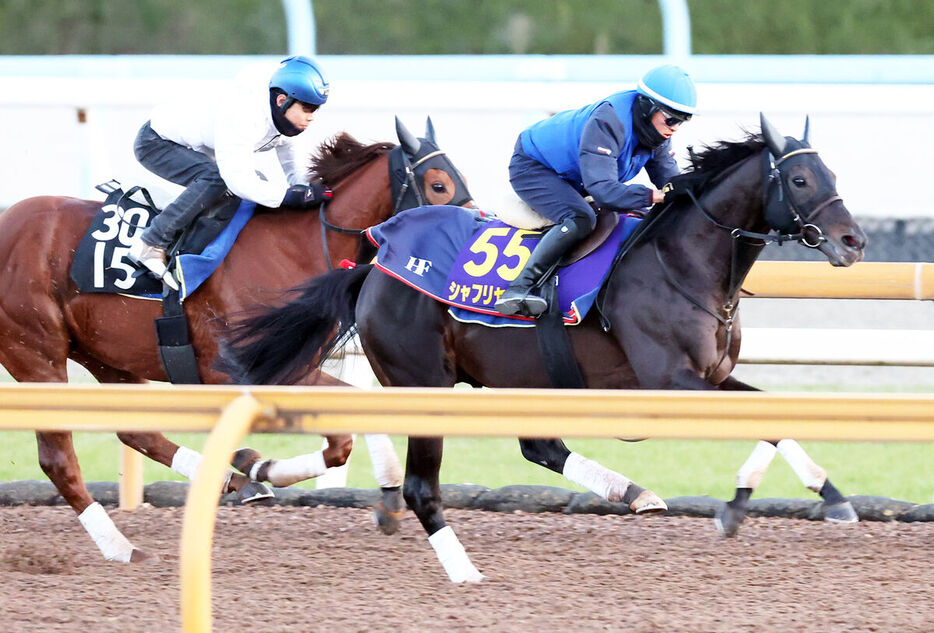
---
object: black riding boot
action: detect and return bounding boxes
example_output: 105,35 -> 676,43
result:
494,216 -> 589,318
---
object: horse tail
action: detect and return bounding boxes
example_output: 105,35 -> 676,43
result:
217,264 -> 373,385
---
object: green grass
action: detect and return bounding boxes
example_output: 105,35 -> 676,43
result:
2,368 -> 931,504
2,431 -> 931,504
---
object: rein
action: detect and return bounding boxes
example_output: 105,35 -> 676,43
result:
318,200 -> 369,271
318,147 -> 457,271
652,145 -> 842,374
596,143 -> 842,375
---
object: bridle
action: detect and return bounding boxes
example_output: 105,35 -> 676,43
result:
652,143 -> 843,373
317,141 -> 471,270
392,149 -> 448,209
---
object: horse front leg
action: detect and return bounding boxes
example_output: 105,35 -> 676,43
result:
404,436 -> 484,583
37,431 -> 149,562
714,376 -> 858,537
519,438 -> 666,513
119,432 -> 273,504
230,434 -> 353,487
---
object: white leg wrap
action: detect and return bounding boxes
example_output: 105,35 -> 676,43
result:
562,452 -> 631,502
736,441 -> 778,489
78,502 -> 135,563
170,446 -> 203,480
265,450 -> 327,487
365,434 -> 404,488
777,439 -> 827,492
428,526 -> 485,583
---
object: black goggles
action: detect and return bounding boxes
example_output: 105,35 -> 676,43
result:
659,107 -> 692,127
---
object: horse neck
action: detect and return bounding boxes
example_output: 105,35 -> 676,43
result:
662,153 -> 769,297
326,154 -> 394,229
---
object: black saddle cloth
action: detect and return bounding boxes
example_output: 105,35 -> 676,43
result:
70,185 -> 240,295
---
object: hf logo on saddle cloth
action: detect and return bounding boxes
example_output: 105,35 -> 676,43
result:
70,183 -> 253,299
366,205 -> 642,326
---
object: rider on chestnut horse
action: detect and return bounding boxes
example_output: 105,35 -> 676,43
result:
129,55 -> 334,290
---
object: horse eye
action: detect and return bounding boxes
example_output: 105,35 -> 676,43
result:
792,177 -> 807,187
431,183 -> 447,193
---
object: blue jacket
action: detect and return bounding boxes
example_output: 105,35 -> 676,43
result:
519,90 -> 679,210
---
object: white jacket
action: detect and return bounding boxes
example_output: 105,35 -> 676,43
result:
149,63 -> 308,208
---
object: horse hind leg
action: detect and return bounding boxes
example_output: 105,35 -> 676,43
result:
366,434 -> 405,535
37,431 -> 148,562
0,320 -> 149,561
405,436 -> 484,583
519,438 -> 667,514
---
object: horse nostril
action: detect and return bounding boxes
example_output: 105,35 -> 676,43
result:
842,234 -> 864,250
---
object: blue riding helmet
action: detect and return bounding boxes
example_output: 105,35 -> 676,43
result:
269,56 -> 330,106
637,64 -> 697,115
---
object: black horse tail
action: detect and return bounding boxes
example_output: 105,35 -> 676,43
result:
217,264 -> 373,385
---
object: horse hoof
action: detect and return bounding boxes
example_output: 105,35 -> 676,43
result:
630,490 -> 667,515
238,481 -> 275,505
714,502 -> 745,538
372,488 -> 405,535
129,549 -> 153,563
824,500 -> 859,524
231,447 -> 263,476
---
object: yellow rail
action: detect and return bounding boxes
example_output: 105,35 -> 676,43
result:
179,394 -> 267,633
745,261 -> 934,300
2,383 -> 934,441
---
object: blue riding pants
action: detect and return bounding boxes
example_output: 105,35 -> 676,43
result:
133,121 -> 228,249
508,138 -> 596,231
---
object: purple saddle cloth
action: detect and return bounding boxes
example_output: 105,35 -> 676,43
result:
366,205 -> 642,327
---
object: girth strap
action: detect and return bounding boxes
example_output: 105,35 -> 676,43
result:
534,276 -> 586,389
155,287 -> 202,384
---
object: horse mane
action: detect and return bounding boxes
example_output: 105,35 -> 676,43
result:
682,132 -> 765,188
308,133 -> 396,185
629,133 -> 767,245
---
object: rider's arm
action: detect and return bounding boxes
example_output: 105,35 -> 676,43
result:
579,103 -> 654,211
644,139 -> 680,189
275,141 -> 309,186
214,98 -> 289,208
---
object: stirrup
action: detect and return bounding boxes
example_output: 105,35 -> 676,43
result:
128,240 -> 179,291
494,290 -> 548,318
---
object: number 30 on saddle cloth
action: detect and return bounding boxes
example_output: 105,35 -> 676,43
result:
70,182 -> 254,299
365,205 -> 642,327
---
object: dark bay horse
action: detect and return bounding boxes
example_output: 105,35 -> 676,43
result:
220,115 -> 867,582
0,118 -> 472,562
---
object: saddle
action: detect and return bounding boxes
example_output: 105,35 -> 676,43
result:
563,211 -> 620,265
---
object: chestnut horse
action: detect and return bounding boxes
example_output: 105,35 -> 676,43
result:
0,118 -> 472,562
221,116 -> 867,582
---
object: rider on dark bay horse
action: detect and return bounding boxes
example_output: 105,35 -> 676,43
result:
129,55 -> 334,290
496,64 -> 697,317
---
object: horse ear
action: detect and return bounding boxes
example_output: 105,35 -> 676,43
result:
760,112 -> 787,156
395,116 -> 421,156
802,115 -> 811,146
425,116 -> 437,144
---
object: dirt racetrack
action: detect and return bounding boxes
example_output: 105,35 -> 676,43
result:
0,505 -> 930,633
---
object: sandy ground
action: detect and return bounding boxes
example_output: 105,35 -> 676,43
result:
0,505 -> 931,633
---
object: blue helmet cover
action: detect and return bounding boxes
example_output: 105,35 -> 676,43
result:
637,64 -> 697,115
269,56 -> 330,105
